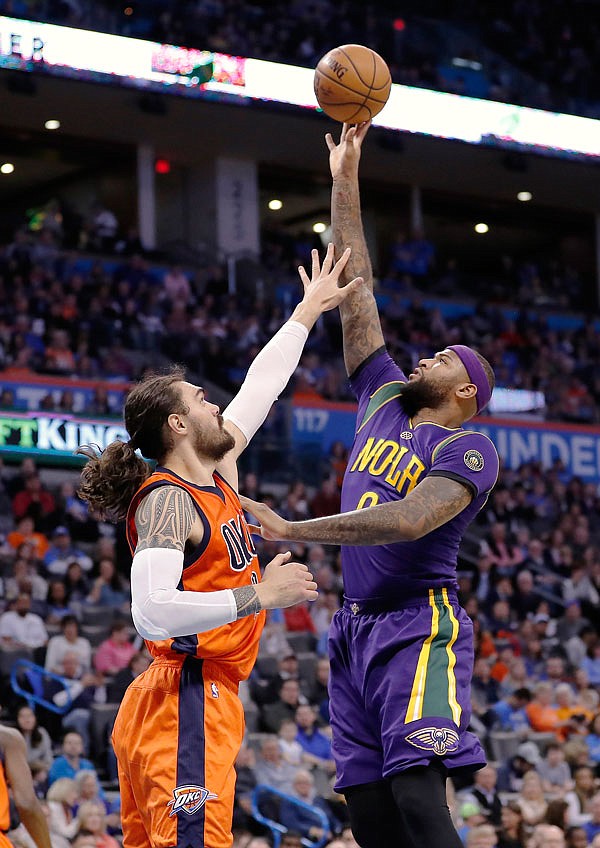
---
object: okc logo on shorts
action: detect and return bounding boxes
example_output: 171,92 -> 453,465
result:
167,785 -> 218,816
406,727 -> 460,756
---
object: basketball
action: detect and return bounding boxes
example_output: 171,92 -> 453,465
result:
314,44 -> 392,123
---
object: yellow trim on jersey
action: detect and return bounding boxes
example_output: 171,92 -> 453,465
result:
442,588 -> 462,726
405,590 -> 439,723
430,430 -> 473,464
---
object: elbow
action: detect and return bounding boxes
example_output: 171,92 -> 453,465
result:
131,599 -> 170,642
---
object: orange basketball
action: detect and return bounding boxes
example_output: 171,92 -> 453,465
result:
314,44 -> 392,123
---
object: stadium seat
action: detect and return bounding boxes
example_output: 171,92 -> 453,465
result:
0,646 -> 34,678
89,702 -> 120,764
245,732 -> 275,755
286,633 -> 317,654
244,701 -> 259,733
251,783 -> 330,848
81,625 -> 111,647
256,655 -> 279,678
296,653 -> 317,692
81,606 -> 117,627
488,731 -> 520,762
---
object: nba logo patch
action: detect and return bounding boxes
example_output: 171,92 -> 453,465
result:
168,785 -> 218,816
211,682 -> 219,699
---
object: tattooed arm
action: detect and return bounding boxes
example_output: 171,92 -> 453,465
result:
326,122 -> 386,377
241,476 -> 472,546
130,486 -> 318,640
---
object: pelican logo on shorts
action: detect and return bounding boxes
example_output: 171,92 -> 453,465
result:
400,431 -> 413,440
211,682 -> 219,698
406,727 -> 460,756
167,785 -> 218,816
463,449 -> 484,472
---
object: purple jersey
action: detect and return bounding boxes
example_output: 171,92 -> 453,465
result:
341,349 -> 499,600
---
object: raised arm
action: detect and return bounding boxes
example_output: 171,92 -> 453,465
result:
130,486 -> 318,641
241,475 -> 472,546
327,122 -> 386,376
218,244 -> 362,487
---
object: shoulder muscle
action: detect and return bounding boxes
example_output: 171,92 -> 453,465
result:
135,484 -> 197,552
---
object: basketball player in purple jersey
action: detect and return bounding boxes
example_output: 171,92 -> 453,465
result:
241,122 -> 499,847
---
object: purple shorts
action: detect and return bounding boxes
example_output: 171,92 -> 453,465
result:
328,588 -> 486,791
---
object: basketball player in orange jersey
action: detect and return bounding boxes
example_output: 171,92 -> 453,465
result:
77,244 -> 363,848
0,724 -> 52,848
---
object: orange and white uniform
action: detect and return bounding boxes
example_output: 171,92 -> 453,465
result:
0,750 -> 11,848
113,466 -> 265,848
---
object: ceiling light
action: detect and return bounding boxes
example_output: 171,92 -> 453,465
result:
474,222 -> 489,234
45,119 -> 61,130
0,162 -> 15,174
517,191 -> 532,202
268,199 -> 283,211
313,222 -> 327,233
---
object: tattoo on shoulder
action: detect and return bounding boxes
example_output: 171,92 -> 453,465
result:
232,586 -> 262,618
135,485 -> 196,552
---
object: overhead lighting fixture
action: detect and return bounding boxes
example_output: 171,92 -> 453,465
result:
45,119 -> 61,130
517,191 -> 532,202
313,222 -> 327,234
0,162 -> 15,174
474,222 -> 489,234
268,199 -> 283,211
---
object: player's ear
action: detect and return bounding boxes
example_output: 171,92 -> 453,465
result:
167,413 -> 186,435
456,382 -> 477,402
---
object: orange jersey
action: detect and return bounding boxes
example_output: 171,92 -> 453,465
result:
126,466 -> 265,681
0,752 -> 10,841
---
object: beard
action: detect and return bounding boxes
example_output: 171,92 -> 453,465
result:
192,415 -> 236,462
398,377 -> 451,418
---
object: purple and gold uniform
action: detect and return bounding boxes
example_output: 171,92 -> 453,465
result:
330,349 -> 499,789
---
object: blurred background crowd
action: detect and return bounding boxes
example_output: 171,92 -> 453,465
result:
0,0 -> 599,847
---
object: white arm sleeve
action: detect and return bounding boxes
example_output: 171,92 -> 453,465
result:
130,548 -> 237,641
223,320 -> 309,443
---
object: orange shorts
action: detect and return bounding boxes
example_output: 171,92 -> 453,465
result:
112,657 -> 244,848
0,832 -> 11,848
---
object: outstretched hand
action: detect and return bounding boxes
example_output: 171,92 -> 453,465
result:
298,243 -> 364,313
326,121 -> 371,180
240,495 -> 290,541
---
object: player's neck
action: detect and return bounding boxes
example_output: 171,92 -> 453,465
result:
161,446 -> 216,486
411,407 -> 463,429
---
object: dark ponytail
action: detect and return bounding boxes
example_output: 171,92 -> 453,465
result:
78,366 -> 188,522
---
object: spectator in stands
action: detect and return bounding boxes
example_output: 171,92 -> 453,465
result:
526,682 -> 564,738
0,592 -> 48,650
278,769 -> 340,843
529,824 -> 565,848
295,704 -> 335,776
44,527 -> 93,577
15,705 -> 53,769
12,475 -> 56,531
93,620 -> 136,675
44,330 -> 76,375
565,765 -> 596,826
582,642 -> 600,687
278,719 -> 304,768
45,616 -> 92,675
537,742 -> 574,794
587,714 -> 600,774
85,558 -> 129,609
74,802 -> 119,848
64,561 -> 91,609
461,765 -> 502,827
491,687 -> 532,733
465,823 -> 498,847
251,653 -> 301,706
4,557 -> 48,612
48,732 -> 97,786
584,795 -> 600,844
309,476 -> 341,518
283,600 -> 316,636
496,800 -> 526,848
46,777 -> 79,844
232,744 -> 258,831
45,579 -> 77,624
309,657 -> 330,721
457,801 -> 487,842
261,678 -> 307,734
7,516 -> 49,560
253,735 -> 297,795
47,654 -> 104,755
73,770 -> 113,820
106,650 -> 151,703
565,826 -> 589,848
516,770 -> 548,826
